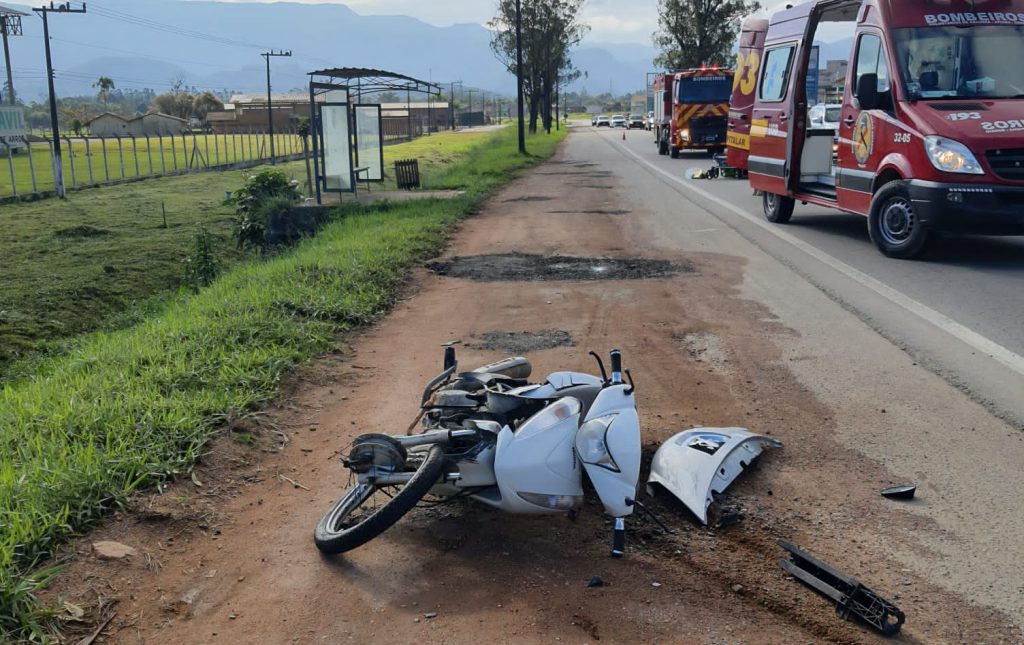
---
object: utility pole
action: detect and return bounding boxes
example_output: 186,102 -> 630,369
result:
448,80 -> 461,130
466,89 -> 475,127
261,49 -> 291,164
555,82 -> 560,131
515,0 -> 525,154
35,2 -> 86,199
0,7 -> 25,105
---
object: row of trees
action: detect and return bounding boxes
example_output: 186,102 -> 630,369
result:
18,79 -> 243,133
489,0 -> 587,134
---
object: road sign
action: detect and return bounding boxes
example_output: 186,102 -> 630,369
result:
806,45 -> 820,105
0,105 -> 26,149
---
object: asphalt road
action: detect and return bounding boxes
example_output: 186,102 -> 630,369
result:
589,123 -> 1024,429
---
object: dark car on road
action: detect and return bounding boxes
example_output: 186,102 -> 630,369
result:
628,114 -> 645,129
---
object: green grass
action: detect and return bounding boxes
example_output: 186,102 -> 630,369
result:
0,134 -> 306,197
0,129 -> 509,381
0,125 -> 566,640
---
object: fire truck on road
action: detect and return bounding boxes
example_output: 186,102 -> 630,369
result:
653,67 -> 734,158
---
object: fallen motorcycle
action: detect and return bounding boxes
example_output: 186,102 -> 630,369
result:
314,348 -> 641,556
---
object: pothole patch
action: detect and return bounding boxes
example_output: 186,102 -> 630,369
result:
547,209 -> 631,216
467,329 -> 574,353
427,253 -> 691,282
503,195 -> 554,203
675,331 -> 731,371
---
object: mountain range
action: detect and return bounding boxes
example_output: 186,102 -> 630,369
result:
4,0 -> 662,102
3,1 -> 858,104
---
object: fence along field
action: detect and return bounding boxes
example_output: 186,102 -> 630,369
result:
0,129 -> 305,198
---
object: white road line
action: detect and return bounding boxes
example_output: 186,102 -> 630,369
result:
616,140 -> 1024,378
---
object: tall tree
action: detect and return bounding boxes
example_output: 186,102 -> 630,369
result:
653,0 -> 760,70
192,91 -> 224,122
151,92 -> 194,119
93,76 -> 115,107
489,0 -> 587,134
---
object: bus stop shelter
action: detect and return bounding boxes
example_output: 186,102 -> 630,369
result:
308,67 -> 440,204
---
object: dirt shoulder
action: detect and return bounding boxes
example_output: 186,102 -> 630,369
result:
42,136 -> 1019,644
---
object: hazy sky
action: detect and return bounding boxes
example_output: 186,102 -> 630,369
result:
207,1 -> 800,46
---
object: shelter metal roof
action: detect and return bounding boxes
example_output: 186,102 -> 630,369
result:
308,67 -> 440,96
0,4 -> 28,16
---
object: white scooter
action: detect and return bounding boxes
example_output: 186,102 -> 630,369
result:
314,348 -> 642,557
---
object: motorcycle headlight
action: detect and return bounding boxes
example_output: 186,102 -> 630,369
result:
576,414 -> 619,472
924,136 -> 984,175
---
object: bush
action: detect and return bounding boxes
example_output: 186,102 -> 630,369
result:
183,225 -> 219,292
225,170 -> 302,250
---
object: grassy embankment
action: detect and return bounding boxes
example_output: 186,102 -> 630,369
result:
0,125 -> 564,639
0,128 -> 494,379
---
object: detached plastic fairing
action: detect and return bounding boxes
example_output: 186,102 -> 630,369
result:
646,427 -> 782,524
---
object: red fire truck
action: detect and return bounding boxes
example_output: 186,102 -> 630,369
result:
733,0 -> 1024,259
653,68 -> 734,158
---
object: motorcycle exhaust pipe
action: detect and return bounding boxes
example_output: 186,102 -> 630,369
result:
611,517 -> 625,558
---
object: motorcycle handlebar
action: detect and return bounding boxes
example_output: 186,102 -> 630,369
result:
609,349 -> 622,384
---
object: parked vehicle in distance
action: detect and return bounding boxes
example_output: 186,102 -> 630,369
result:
736,0 -> 1024,259
655,67 -> 734,157
610,115 -> 627,128
808,103 -> 842,131
628,114 -> 645,129
591,114 -> 598,126
595,115 -> 610,127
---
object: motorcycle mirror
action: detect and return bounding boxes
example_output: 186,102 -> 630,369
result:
588,351 -> 608,382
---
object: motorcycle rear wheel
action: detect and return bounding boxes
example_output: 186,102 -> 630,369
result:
314,444 -> 446,554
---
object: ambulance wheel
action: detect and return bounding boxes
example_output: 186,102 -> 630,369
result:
762,192 -> 794,223
868,181 -> 930,259
669,146 -> 680,159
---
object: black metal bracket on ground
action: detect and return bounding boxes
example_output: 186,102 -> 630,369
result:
777,539 -> 905,636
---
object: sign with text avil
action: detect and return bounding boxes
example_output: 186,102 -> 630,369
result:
0,107 -> 27,149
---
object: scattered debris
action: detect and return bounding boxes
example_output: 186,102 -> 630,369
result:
423,612 -> 438,619
777,539 -> 905,636
466,329 -> 573,354
646,427 -> 782,524
92,540 -> 138,561
651,581 -> 662,588
62,601 -> 85,621
279,474 -> 310,490
881,485 -> 917,500
731,584 -> 744,593
587,575 -> 604,588
714,509 -> 743,530
77,613 -> 116,645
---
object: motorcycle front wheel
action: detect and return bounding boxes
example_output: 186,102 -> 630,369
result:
314,444 -> 446,554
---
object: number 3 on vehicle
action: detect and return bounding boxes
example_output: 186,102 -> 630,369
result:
733,51 -> 760,95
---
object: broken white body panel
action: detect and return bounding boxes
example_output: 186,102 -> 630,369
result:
646,427 -> 782,524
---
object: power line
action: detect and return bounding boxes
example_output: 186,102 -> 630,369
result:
50,37 -> 248,71
86,1 -> 277,51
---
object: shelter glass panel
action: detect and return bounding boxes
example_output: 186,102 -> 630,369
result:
354,105 -> 383,181
321,104 -> 352,192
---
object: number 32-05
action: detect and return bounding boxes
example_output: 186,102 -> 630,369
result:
893,132 -> 911,144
